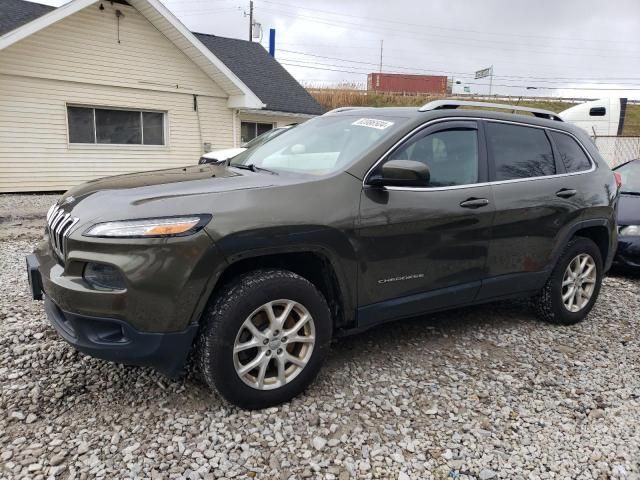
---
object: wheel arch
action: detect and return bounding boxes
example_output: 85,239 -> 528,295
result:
193,246 -> 357,332
552,218 -> 615,273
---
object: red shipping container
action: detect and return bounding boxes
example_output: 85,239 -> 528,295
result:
367,73 -> 448,95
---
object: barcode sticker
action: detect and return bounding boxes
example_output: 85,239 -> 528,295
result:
352,118 -> 395,130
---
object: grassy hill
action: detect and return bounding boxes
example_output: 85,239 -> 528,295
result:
308,89 -> 640,136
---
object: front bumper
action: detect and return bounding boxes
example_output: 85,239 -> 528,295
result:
614,236 -> 640,270
27,229 -> 225,377
43,296 -> 198,377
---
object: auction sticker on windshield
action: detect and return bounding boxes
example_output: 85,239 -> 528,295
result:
352,118 -> 395,130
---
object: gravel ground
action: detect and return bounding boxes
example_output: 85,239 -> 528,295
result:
1,193 -> 639,480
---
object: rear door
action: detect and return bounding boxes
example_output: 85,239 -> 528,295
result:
356,120 -> 495,326
478,120 -> 585,299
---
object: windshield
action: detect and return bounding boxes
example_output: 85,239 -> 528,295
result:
230,115 -> 407,176
242,127 -> 287,149
615,160 -> 640,193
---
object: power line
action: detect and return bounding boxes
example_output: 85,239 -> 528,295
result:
261,0 -> 635,50
279,61 -> 640,91
274,40 -> 640,77
278,50 -> 640,86
261,2 -> 640,57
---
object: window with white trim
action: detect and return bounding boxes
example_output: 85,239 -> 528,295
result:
67,106 -> 166,145
241,121 -> 273,144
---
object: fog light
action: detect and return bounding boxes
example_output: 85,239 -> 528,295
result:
83,262 -> 126,291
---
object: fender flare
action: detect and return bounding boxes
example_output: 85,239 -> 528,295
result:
189,228 -> 359,329
550,218 -> 614,269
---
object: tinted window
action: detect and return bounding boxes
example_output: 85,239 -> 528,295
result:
391,128 -> 478,186
550,131 -> 591,173
67,107 -> 94,143
487,123 -> 555,180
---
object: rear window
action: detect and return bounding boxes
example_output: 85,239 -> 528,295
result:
550,131 -> 592,173
487,122 -> 556,181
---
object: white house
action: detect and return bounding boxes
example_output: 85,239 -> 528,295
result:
0,0 -> 323,192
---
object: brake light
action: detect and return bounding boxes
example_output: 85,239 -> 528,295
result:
614,172 -> 623,189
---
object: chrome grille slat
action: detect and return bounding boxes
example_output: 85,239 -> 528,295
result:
46,204 -> 79,260
54,214 -> 70,253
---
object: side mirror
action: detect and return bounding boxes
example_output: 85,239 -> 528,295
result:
369,160 -> 430,187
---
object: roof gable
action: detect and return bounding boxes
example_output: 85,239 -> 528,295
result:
0,0 -> 263,109
195,33 -> 322,116
0,0 -> 322,115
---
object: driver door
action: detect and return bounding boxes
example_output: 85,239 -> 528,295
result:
356,120 -> 495,327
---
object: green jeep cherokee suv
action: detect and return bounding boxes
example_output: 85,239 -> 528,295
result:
27,101 -> 619,409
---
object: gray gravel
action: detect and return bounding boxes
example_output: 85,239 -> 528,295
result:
1,193 -> 640,480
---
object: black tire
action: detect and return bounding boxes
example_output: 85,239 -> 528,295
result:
533,237 -> 603,325
196,269 -> 332,409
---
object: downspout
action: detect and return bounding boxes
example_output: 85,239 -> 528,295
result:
232,109 -> 238,147
194,94 -> 204,154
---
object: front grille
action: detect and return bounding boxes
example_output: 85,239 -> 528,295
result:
46,204 -> 79,260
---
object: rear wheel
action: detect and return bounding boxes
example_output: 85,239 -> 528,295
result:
197,269 -> 331,409
534,237 -> 603,325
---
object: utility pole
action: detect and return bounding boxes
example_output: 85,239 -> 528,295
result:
248,1 -> 254,42
379,39 -> 383,73
489,65 -> 494,96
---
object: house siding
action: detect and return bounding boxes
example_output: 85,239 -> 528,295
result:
0,74 -> 231,192
0,2 -> 236,192
0,2 -> 225,97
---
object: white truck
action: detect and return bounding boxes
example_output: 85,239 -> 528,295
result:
559,97 -> 628,136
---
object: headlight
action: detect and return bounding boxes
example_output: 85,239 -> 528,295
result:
83,215 -> 211,238
620,225 -> 640,236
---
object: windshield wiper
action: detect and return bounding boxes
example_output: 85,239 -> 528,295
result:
229,163 -> 276,174
620,190 -> 640,195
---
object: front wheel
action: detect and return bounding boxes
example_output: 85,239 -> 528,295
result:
533,237 -> 603,325
196,269 -> 332,409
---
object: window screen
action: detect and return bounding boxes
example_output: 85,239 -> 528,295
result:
241,122 -> 273,143
487,123 -> 555,180
142,112 -> 164,145
67,107 -> 95,143
96,109 -> 142,144
67,106 -> 165,145
550,131 -> 591,173
391,128 -> 479,187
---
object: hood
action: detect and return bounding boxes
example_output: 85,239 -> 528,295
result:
618,193 -> 640,226
57,164 -> 292,225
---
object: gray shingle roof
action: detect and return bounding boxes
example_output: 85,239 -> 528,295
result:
0,0 -> 323,116
194,33 -> 323,116
0,0 -> 54,37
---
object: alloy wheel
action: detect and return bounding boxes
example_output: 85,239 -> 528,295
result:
233,299 -> 316,390
561,253 -> 597,313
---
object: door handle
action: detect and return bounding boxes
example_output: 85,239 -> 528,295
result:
459,198 -> 490,209
556,188 -> 577,198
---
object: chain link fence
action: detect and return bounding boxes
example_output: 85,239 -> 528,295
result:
593,136 -> 640,168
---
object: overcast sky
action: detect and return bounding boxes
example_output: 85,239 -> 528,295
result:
41,0 -> 640,98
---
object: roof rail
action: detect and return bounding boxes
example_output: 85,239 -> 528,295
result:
419,100 -> 563,121
323,106 -> 369,115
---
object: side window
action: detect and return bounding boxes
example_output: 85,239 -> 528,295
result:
390,128 -> 479,187
487,123 -> 555,181
550,131 -> 592,173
